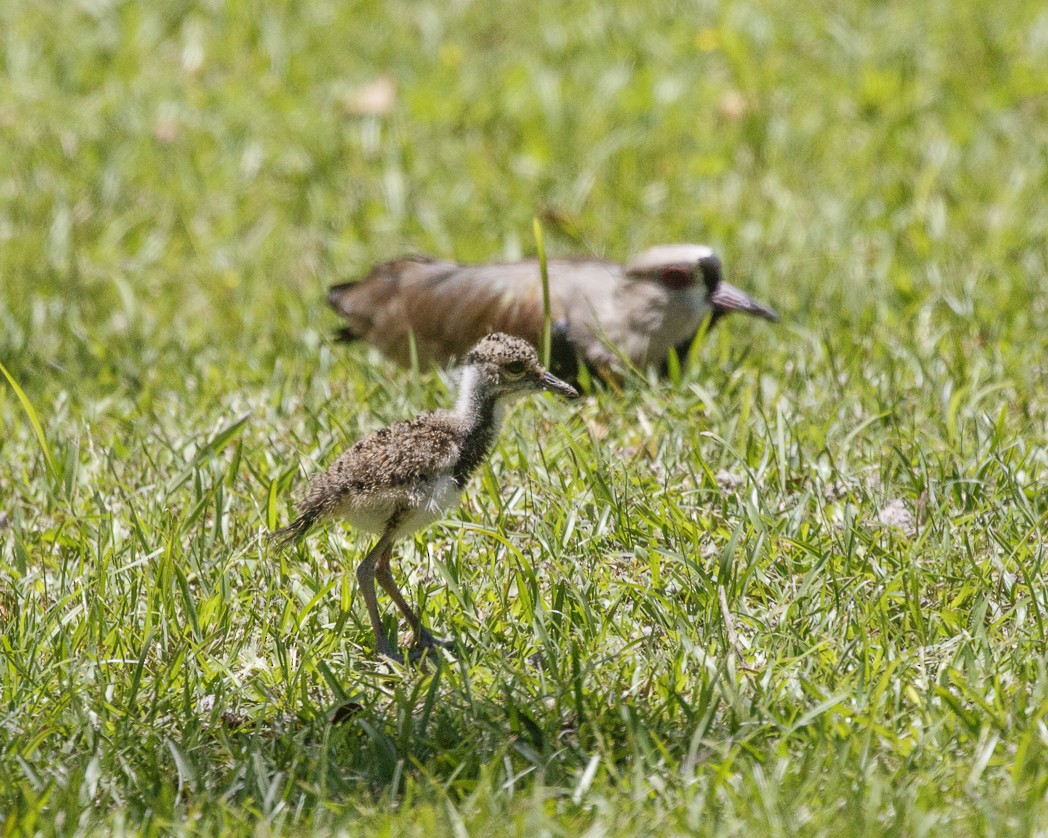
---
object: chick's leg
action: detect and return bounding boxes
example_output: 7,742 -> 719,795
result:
356,536 -> 400,662
375,548 -> 451,656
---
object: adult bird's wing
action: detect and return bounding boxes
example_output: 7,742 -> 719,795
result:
329,257 -> 604,367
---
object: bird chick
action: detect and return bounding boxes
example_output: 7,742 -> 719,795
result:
272,333 -> 579,662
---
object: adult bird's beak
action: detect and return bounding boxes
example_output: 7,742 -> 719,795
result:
540,369 -> 580,399
709,282 -> 780,322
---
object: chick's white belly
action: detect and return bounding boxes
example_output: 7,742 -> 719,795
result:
337,475 -> 462,537
397,475 -> 463,537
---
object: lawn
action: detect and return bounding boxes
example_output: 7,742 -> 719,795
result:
2,0 -> 1048,833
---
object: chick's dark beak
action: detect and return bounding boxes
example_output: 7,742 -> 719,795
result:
709,282 -> 780,323
539,369 -> 580,399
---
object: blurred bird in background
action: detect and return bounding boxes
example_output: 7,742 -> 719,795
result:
328,244 -> 779,383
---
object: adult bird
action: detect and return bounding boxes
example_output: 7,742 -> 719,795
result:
327,244 -> 779,382
272,333 -> 579,663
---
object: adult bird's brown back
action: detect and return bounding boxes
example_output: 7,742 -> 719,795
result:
328,244 -> 779,381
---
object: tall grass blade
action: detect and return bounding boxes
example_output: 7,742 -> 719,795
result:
0,359 -> 56,479
532,217 -> 552,368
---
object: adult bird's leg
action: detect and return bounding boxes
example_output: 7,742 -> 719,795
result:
356,534 -> 400,661
375,546 -> 451,656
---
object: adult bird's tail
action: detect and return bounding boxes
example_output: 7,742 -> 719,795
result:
327,281 -> 367,343
326,256 -> 460,345
332,325 -> 361,343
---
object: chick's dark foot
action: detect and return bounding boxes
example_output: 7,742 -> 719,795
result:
407,629 -> 456,662
422,627 -> 458,649
375,639 -> 405,665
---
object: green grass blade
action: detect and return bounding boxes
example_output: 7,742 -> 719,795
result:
533,216 -> 552,368
0,359 -> 56,478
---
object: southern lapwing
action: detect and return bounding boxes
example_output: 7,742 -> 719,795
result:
327,244 -> 779,382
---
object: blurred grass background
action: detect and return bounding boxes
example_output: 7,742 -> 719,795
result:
2,0 -> 1048,833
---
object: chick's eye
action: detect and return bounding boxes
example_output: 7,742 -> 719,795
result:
504,361 -> 527,378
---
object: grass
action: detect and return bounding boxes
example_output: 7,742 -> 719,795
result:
2,0 -> 1048,833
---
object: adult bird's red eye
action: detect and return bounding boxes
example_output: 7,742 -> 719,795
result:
659,267 -> 692,290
